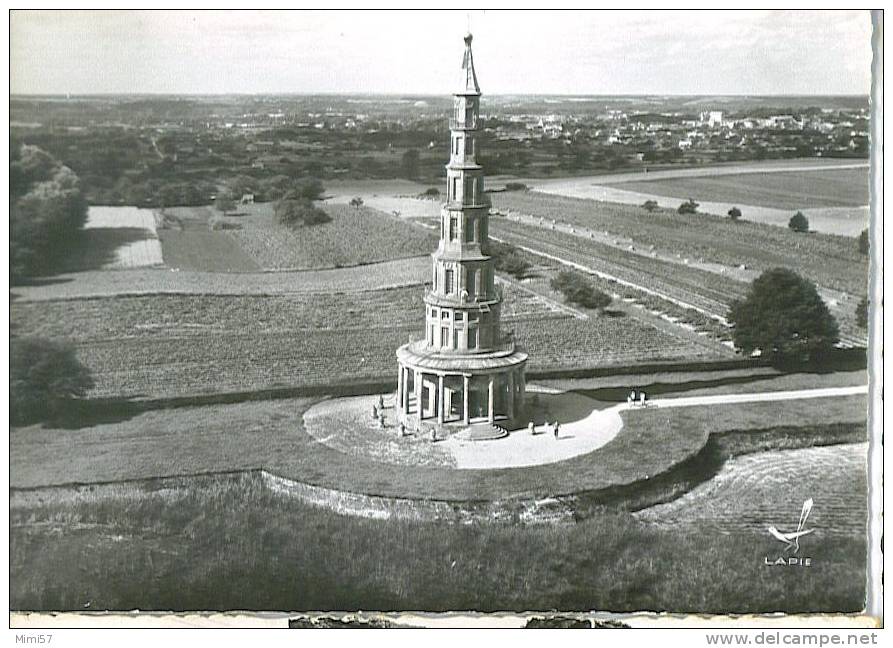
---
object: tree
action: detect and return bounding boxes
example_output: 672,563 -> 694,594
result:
788,211 -> 809,233
401,149 -> 420,180
10,145 -> 89,282
856,297 -> 869,329
550,270 -> 612,311
292,177 -> 325,202
858,228 -> 869,256
642,200 -> 658,212
728,206 -> 742,221
214,193 -> 236,215
349,197 -> 364,210
727,268 -> 840,362
11,337 -> 95,425
275,199 -> 331,227
677,198 -> 699,214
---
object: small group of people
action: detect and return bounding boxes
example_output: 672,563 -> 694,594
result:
627,390 -> 648,407
528,420 -> 561,439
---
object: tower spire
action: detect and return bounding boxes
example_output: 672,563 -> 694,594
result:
461,33 -> 480,95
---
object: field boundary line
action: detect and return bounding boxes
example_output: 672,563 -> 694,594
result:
491,235 -> 730,325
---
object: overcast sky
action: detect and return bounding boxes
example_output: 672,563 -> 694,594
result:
10,10 -> 874,95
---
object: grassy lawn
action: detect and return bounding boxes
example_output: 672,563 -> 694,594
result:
10,394 -> 711,500
11,387 -> 866,499
10,470 -> 866,613
604,168 -> 869,210
157,230 -> 260,272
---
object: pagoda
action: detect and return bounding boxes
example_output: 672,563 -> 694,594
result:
395,33 -> 528,434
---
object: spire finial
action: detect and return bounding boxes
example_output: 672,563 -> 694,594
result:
460,31 -> 480,94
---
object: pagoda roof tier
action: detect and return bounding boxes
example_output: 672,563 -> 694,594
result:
423,289 -> 500,309
445,162 -> 483,171
442,200 -> 491,211
396,340 -> 527,374
431,248 -> 490,263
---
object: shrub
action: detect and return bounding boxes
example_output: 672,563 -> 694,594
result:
858,228 -> 869,256
642,200 -> 658,212
11,337 -> 94,425
282,178 -> 325,202
489,241 -> 532,279
504,182 -> 528,192
208,216 -> 242,231
421,188 -> 440,198
349,197 -> 364,210
727,268 -> 839,362
856,297 -> 869,329
788,211 -> 809,233
550,270 -> 612,310
677,198 -> 699,214
727,206 -> 742,221
275,199 -> 331,228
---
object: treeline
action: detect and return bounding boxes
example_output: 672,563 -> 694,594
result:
10,145 -> 89,282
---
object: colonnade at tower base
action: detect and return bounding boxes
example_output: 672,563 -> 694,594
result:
395,340 -> 528,431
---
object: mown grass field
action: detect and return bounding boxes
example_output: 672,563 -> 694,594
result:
637,442 -> 868,537
11,286 -> 719,399
9,469 -> 866,613
490,192 -> 868,297
163,202 -> 439,271
603,167 -> 870,210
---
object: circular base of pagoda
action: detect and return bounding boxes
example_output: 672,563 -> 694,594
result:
394,341 -> 529,434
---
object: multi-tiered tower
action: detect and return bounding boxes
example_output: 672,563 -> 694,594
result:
395,33 -> 527,433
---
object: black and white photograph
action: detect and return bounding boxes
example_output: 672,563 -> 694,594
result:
6,6 -> 883,636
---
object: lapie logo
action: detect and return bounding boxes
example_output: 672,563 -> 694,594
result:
764,498 -> 814,567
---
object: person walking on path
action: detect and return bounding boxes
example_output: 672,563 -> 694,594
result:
553,422 -> 560,439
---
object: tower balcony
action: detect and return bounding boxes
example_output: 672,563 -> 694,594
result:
449,118 -> 480,131
424,284 -> 503,308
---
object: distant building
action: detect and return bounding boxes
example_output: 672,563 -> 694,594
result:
700,110 -> 724,128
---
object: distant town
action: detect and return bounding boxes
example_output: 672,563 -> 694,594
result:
10,94 -> 869,207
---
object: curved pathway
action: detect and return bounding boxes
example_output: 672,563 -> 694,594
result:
648,384 -> 867,409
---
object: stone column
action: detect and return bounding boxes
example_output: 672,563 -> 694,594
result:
402,367 -> 409,414
519,368 -> 526,410
437,374 -> 445,424
507,370 -> 515,420
415,370 -> 423,420
488,375 -> 495,424
463,375 -> 470,425
396,363 -> 403,405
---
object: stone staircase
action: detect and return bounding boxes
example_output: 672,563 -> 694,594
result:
456,422 -> 509,441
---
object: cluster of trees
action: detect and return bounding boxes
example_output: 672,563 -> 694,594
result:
550,270 -> 612,311
858,228 -> 869,256
273,178 -> 330,228
11,337 -> 94,425
10,145 -> 89,282
728,268 -> 839,363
